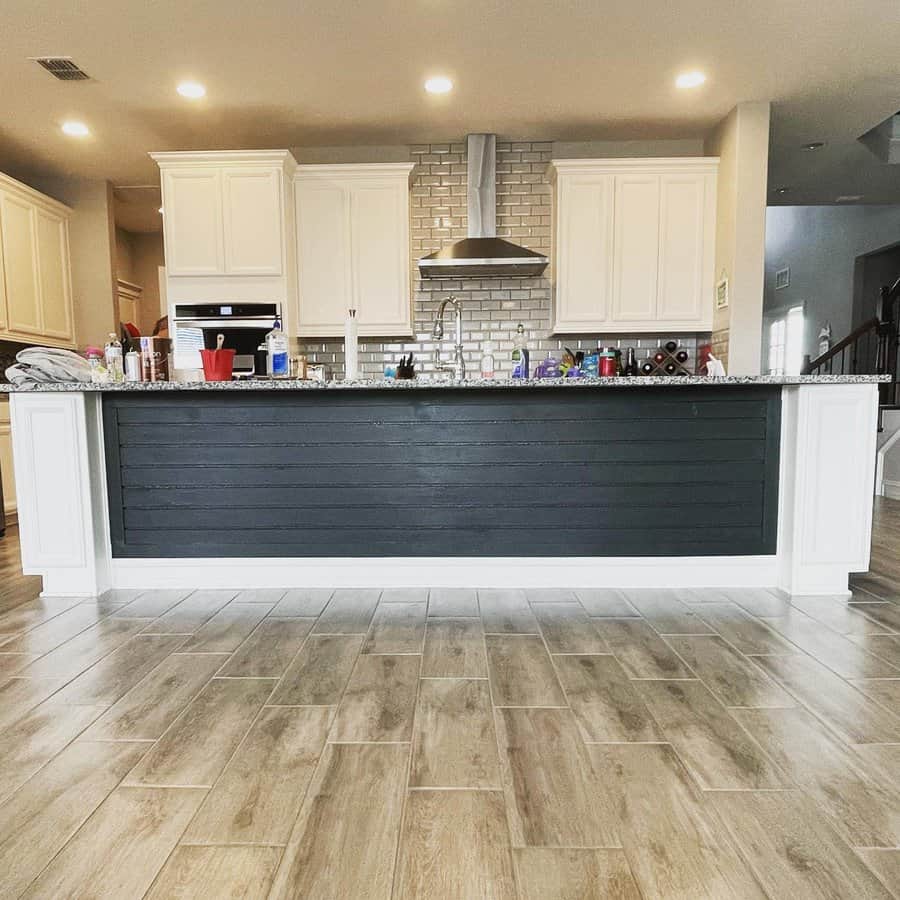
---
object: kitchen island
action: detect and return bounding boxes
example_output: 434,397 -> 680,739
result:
1,375 -> 883,598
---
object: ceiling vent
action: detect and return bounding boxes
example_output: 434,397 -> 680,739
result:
29,57 -> 91,81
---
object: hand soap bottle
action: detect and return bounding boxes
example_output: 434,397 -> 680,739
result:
511,323 -> 529,378
266,316 -> 289,378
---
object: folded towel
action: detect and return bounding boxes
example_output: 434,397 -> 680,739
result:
5,347 -> 92,385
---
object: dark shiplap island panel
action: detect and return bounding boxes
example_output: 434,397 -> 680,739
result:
102,387 -> 781,559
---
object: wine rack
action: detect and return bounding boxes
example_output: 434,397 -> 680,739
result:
640,342 -> 692,376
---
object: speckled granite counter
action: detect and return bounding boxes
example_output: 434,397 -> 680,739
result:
0,374 -> 889,391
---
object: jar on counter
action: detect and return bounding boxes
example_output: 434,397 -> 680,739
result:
598,347 -> 619,377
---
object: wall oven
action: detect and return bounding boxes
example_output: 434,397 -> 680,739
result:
172,302 -> 281,376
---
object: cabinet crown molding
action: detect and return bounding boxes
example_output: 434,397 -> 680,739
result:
295,162 -> 415,183
0,172 -> 72,218
150,149 -> 297,173
550,156 -> 719,179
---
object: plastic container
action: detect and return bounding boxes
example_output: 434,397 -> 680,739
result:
480,341 -> 495,379
125,350 -> 142,382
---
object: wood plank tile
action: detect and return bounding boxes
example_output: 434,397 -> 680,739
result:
411,679 -> 500,788
83,651 -> 229,741
427,587 -> 478,617
141,589 -> 237,634
49,634 -> 186,706
762,611 -> 900,678
849,601 -> 900,632
857,850 -> 900,896
0,595 -> 82,637
478,589 -> 539,634
393,790 -> 516,900
217,617 -> 314,678
553,654 -> 663,742
0,652 -> 40,677
635,680 -> 788,789
727,588 -> 793,617
525,588 -> 578,603
268,743 -> 408,900
590,743 -> 767,900
380,588 -> 428,603
713,790 -> 893,899
0,602 -> 117,654
0,676 -> 67,732
233,588 -> 288,604
732,707 -> 900,848
692,601 -> 797,654
514,848 -> 642,900
363,601 -> 427,654
664,635 -> 796,708
422,617 -> 486,677
623,590 -> 716,634
146,846 -> 281,900
112,588 -> 191,619
849,677 -> 900,712
182,706 -> 332,844
124,677 -> 274,787
495,707 -> 619,849
532,602 -> 608,653
593,618 -> 692,679
329,654 -> 419,742
753,653 -> 900,744
485,635 -> 567,707
575,588 -> 640,617
851,744 -> 900,792
20,786 -> 206,900
271,587 -> 333,617
849,634 -> 900,668
0,741 -> 147,899
313,588 -> 380,634
268,634 -> 363,706
0,703 -> 105,802
789,595 -> 893,636
178,602 -> 273,652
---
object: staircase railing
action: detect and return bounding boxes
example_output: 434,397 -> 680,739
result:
803,275 -> 900,407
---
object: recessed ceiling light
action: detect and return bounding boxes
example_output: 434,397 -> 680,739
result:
774,186 -> 791,194
177,81 -> 206,99
424,76 -> 453,95
675,71 -> 706,89
158,207 -> 164,215
61,121 -> 90,137
802,141 -> 825,150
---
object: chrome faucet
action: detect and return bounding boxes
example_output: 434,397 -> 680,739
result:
431,295 -> 466,380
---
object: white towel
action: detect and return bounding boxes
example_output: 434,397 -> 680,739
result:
5,347 -> 92,384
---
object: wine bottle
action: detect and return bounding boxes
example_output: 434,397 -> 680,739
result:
675,350 -> 689,363
640,361 -> 654,375
624,347 -> 638,377
664,361 -> 677,375
664,340 -> 678,353
653,351 -> 666,364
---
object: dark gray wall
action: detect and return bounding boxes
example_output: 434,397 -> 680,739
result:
103,388 -> 781,560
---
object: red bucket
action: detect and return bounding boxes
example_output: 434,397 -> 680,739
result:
200,348 -> 236,381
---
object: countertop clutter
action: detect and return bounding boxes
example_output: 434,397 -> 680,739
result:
0,374 -> 888,392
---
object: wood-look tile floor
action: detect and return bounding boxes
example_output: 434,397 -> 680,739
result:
0,502 -> 898,898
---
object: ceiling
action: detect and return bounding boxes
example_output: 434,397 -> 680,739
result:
1,0 -> 898,221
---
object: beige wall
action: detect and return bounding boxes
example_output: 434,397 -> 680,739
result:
131,232 -> 166,335
705,102 -> 771,374
115,227 -> 136,283
26,176 -> 118,349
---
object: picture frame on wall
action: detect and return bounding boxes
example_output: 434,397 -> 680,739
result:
775,266 -> 791,290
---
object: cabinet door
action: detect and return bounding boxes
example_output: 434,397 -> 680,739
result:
35,209 -> 74,342
612,175 -> 660,323
223,168 -> 284,275
349,179 -> 411,333
295,180 -> 351,333
657,174 -> 708,322
0,204 -> 7,333
0,401 -> 14,516
162,169 -> 224,275
0,192 -> 41,336
554,173 -> 614,330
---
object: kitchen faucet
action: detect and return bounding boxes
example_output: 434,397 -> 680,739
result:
431,295 -> 466,380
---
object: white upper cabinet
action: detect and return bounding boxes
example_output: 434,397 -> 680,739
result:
294,164 -> 414,337
153,151 -> 293,279
551,158 -> 718,333
0,172 -> 74,347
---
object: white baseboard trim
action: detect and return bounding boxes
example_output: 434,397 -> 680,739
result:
110,555 -> 780,590
883,479 -> 900,500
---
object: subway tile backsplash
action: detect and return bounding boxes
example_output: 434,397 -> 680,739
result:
293,141 -> 710,378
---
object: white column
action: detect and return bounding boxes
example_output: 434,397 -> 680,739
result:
9,392 -> 111,597
777,383 -> 879,596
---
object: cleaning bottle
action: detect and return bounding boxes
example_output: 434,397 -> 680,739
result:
511,323 -> 529,378
266,316 -> 289,378
481,340 -> 495,379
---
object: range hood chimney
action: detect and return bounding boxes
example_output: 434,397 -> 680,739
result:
417,134 -> 549,279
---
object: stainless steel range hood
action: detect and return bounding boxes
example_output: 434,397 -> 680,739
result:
417,134 -> 549,279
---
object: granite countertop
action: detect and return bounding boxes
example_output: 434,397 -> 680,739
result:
0,374 -> 890,392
